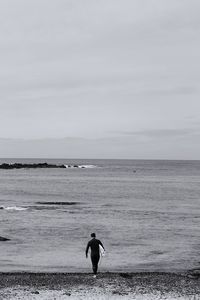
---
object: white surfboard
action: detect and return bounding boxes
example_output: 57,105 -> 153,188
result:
99,245 -> 106,257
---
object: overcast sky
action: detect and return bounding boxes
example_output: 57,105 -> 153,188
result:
0,0 -> 200,159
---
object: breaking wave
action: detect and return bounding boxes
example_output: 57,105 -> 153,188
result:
80,165 -> 97,168
64,164 -> 97,169
0,202 -> 80,212
36,201 -> 79,205
0,206 -> 28,211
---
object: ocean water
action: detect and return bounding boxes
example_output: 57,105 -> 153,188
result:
0,159 -> 199,272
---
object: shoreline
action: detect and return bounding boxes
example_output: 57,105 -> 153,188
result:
0,271 -> 199,299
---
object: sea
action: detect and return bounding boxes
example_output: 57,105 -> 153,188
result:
0,159 -> 199,273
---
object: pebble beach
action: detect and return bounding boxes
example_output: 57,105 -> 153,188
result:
0,271 -> 200,299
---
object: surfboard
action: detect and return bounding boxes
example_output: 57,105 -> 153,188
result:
99,245 -> 106,257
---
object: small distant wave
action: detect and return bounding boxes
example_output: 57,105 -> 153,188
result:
80,165 -> 97,169
0,202 -> 80,212
64,164 -> 97,169
0,206 -> 28,211
36,201 -> 78,206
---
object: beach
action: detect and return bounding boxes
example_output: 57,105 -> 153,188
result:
0,271 -> 200,299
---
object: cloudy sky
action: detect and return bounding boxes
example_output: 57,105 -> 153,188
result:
0,0 -> 200,159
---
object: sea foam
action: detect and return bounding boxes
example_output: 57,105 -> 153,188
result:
0,206 -> 28,211
64,164 -> 97,169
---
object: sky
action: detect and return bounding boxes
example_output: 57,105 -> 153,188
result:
0,0 -> 200,159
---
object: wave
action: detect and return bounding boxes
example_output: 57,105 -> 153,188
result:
36,201 -> 78,206
0,202 -> 80,212
79,165 -> 97,169
64,164 -> 97,169
0,206 -> 28,211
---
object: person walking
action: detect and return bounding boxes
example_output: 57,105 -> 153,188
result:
85,233 -> 105,277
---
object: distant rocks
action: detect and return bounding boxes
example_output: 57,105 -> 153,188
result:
0,163 -> 97,169
0,163 -> 90,169
0,163 -> 66,169
0,236 -> 10,241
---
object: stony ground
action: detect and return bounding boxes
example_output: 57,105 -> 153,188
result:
0,271 -> 200,299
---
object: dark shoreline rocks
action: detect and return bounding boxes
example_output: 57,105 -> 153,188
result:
0,236 -> 10,241
0,163 -> 87,169
0,163 -> 66,169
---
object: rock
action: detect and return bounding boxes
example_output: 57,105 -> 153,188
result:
187,274 -> 198,279
0,163 -> 66,169
120,273 -> 133,279
112,291 -> 123,295
188,269 -> 200,278
112,290 -> 128,296
63,292 -> 71,296
32,291 -> 40,294
0,236 -> 10,241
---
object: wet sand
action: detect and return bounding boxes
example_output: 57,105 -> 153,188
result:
0,271 -> 200,299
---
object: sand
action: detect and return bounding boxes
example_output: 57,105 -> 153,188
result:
0,272 -> 200,299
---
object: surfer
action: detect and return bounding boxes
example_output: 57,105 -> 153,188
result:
85,233 -> 105,277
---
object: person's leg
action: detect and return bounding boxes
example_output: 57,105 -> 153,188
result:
91,254 -> 100,274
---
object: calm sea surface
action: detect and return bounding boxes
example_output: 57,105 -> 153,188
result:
0,159 -> 199,272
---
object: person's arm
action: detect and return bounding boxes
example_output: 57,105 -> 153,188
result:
85,242 -> 90,258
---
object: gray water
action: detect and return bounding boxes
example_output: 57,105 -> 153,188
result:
0,159 -> 200,272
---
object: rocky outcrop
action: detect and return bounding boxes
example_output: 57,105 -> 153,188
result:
0,163 -> 66,169
0,236 -> 10,241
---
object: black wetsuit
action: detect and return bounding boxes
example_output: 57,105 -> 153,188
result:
86,238 -> 105,274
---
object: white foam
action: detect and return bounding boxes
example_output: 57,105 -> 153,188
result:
64,165 -> 97,169
1,206 -> 28,211
79,165 -> 97,169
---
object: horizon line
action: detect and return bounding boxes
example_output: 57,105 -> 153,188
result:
0,157 -> 200,162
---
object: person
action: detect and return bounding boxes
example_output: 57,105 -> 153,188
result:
85,233 -> 105,277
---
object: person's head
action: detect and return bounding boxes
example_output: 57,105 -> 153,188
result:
91,233 -> 96,238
